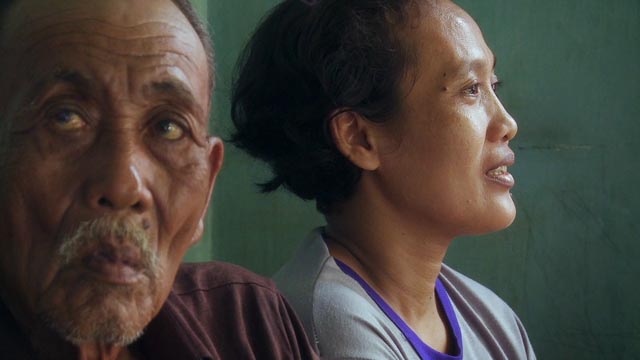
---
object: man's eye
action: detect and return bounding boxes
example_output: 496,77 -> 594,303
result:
154,119 -> 185,140
50,109 -> 86,131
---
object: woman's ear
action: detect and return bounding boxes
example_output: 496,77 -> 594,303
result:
329,110 -> 381,171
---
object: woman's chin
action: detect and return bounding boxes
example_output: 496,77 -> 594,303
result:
483,202 -> 517,234
459,201 -> 517,237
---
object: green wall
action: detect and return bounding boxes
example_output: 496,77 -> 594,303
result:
185,1 -> 640,359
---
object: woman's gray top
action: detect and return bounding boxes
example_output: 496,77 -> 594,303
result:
273,228 -> 536,360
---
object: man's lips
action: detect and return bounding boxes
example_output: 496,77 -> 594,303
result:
486,152 -> 515,188
81,242 -> 145,285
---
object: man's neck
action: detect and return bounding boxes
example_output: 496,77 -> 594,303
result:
74,343 -> 138,360
30,335 -> 141,360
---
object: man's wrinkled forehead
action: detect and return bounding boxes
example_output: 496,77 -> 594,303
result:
5,0 -> 203,61
5,0 -> 189,31
1,0 -> 210,115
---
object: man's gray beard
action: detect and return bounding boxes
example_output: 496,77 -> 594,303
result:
37,217 -> 162,346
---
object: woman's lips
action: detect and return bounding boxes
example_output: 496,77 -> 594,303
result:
82,243 -> 145,285
486,164 -> 515,187
485,150 -> 515,188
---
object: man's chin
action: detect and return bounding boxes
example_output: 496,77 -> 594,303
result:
47,312 -> 145,346
37,277 -> 157,346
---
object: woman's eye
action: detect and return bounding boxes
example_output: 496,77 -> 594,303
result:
154,119 -> 185,140
50,109 -> 86,131
465,83 -> 479,96
491,80 -> 503,93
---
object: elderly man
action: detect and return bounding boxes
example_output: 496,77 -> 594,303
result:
0,0 -> 316,359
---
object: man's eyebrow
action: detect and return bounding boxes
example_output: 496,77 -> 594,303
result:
27,68 -> 93,103
145,79 -> 199,111
53,69 -> 93,88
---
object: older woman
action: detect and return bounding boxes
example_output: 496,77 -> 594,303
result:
232,0 -> 536,359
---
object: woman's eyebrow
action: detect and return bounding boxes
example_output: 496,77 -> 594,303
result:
445,53 -> 497,81
470,53 -> 497,72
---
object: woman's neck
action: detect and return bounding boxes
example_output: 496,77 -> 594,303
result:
324,183 -> 455,352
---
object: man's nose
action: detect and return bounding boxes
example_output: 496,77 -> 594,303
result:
83,137 -> 153,213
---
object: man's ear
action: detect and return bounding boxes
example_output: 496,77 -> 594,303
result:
329,110 -> 381,171
190,136 -> 224,245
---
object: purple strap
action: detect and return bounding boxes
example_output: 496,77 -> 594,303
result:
334,258 -> 463,360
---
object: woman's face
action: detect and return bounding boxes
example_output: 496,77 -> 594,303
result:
373,3 -> 517,238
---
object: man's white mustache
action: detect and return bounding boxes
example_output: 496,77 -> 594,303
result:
57,217 -> 159,277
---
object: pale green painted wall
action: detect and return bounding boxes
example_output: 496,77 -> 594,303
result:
186,1 -> 640,359
190,0 -> 207,16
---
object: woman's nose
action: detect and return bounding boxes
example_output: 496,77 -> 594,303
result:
488,97 -> 518,142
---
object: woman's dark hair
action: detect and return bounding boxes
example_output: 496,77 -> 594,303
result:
0,0 -> 16,41
231,0 -> 420,213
